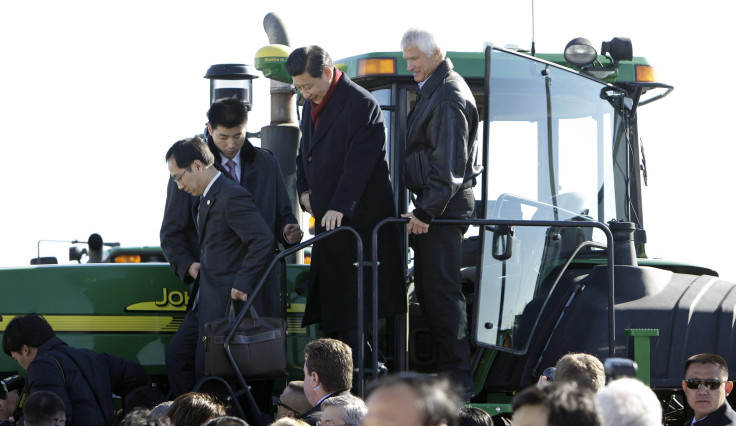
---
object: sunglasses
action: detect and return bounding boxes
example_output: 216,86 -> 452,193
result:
684,379 -> 725,390
273,396 -> 301,416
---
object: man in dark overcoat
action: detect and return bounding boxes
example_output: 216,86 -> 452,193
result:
285,45 -> 406,365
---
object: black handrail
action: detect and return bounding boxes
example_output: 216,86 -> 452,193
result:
221,226 -> 364,402
369,217 -> 616,384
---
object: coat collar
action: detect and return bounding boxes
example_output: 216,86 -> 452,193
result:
418,58 -> 454,97
207,136 -> 258,164
306,74 -> 353,153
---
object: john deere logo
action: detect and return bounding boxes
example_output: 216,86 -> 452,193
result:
126,288 -> 189,312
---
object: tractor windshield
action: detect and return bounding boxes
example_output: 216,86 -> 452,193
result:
474,47 -> 630,352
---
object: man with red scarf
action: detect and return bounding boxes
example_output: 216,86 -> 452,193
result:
285,46 -> 406,374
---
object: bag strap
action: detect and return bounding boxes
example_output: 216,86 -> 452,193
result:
48,349 -> 108,423
42,353 -> 65,383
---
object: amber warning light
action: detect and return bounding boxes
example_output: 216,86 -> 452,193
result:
114,254 -> 142,263
636,65 -> 656,83
358,58 -> 396,76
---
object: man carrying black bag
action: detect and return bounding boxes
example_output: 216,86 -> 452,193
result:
164,136 -> 277,422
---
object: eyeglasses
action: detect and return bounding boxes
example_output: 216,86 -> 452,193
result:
684,379 -> 726,390
171,167 -> 192,183
273,397 -> 301,416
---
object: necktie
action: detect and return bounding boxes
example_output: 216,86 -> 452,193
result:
226,160 -> 238,182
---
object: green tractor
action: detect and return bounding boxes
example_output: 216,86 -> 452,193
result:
2,14 -> 733,426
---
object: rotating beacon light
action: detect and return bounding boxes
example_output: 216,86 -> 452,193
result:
204,64 -> 259,110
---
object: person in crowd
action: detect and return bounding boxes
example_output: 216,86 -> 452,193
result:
166,392 -> 227,426
511,382 -> 602,426
400,27 -> 482,401
299,339 -> 353,425
204,416 -> 250,426
275,381 -> 313,421
546,352 -> 606,392
362,372 -> 462,426
596,377 -> 661,426
163,136 -> 275,414
22,391 -> 66,426
120,408 -> 174,426
681,353 -> 735,425
149,401 -> 174,420
285,45 -> 406,368
458,406 -> 493,426
2,314 -> 150,426
0,381 -> 21,424
269,418 -> 309,426
319,394 -> 367,426
161,97 -> 301,412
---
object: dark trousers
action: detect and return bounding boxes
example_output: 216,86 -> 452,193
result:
166,308 -> 200,398
412,188 -> 474,397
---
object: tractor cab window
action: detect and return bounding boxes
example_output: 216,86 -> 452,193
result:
474,48 -> 630,352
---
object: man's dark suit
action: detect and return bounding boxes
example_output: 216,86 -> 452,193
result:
298,390 -> 352,426
685,400 -> 736,426
295,71 -> 406,336
162,171 -> 275,397
161,138 -> 297,287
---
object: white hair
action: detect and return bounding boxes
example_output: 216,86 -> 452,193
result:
321,394 -> 367,425
400,28 -> 445,59
596,378 -> 662,426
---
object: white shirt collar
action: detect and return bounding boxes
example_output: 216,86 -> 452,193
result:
202,171 -> 222,197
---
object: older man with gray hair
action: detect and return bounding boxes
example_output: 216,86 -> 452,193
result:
596,377 -> 662,426
400,26 -> 482,402
319,394 -> 367,426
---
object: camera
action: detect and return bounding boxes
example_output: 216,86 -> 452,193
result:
0,376 -> 24,400
542,367 -> 556,381
604,357 -> 638,383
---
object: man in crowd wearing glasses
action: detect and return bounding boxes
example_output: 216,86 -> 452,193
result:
274,381 -> 313,422
682,353 -> 735,425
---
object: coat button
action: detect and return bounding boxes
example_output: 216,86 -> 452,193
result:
307,155 -> 312,162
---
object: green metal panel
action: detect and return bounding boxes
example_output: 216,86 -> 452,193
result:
625,328 -> 659,386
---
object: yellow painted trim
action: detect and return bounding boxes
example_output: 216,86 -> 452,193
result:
0,315 -> 183,333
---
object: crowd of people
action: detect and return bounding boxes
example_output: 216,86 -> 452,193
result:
2,318 -> 732,426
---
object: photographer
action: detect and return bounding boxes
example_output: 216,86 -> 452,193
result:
1,314 -> 150,426
0,375 -> 24,425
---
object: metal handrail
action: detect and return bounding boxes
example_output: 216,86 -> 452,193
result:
369,217 -> 616,384
221,226 -> 364,401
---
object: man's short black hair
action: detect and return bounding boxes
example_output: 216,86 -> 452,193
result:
458,406 -> 494,426
684,353 -> 729,378
207,97 -> 248,130
165,136 -> 215,169
23,391 -> 65,426
512,382 -> 601,426
2,313 -> 55,356
285,45 -> 333,78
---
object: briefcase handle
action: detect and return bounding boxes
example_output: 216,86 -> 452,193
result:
226,299 -> 265,326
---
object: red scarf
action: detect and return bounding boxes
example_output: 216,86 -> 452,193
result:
310,68 -> 343,129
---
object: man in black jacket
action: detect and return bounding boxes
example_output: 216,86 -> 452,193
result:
2,314 -> 151,426
400,28 -> 482,401
682,353 -> 736,426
